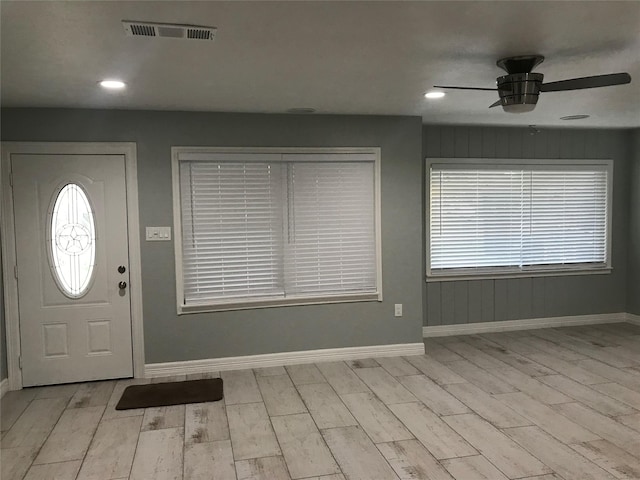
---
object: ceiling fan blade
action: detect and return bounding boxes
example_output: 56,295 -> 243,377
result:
489,100 -> 502,108
433,85 -> 497,91
540,73 -> 631,92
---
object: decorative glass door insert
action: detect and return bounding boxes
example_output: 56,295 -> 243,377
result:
48,183 -> 96,298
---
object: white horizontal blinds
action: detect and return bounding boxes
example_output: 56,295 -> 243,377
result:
430,169 -> 525,269
180,161 -> 284,304
523,170 -> 608,267
284,161 -> 377,295
430,165 -> 608,273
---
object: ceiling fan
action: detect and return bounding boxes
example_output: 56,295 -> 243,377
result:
434,55 -> 632,113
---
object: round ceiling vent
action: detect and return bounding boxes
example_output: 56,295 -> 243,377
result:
286,108 -> 316,114
560,115 -> 590,120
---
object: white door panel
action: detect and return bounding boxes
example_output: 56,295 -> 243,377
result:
12,154 -> 133,386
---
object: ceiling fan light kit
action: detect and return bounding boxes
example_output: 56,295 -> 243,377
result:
434,54 -> 631,114
496,72 -> 543,113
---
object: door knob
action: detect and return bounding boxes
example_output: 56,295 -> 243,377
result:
118,266 -> 126,274
118,281 -> 127,290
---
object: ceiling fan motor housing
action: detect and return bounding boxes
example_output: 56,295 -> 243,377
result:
497,72 -> 544,113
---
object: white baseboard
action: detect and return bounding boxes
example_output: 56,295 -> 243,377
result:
423,312 -> 628,337
0,378 -> 8,399
626,313 -> 640,326
145,342 -> 426,378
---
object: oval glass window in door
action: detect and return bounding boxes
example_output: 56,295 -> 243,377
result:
48,183 -> 96,298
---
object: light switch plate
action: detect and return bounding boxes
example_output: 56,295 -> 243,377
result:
394,304 -> 403,317
146,226 -> 172,241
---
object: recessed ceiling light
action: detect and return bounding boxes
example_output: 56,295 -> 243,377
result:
560,114 -> 590,120
424,91 -> 445,99
99,80 -> 126,89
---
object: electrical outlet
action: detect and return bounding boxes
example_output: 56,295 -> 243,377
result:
394,304 -> 403,317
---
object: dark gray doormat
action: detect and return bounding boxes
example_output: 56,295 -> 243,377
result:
116,378 -> 223,410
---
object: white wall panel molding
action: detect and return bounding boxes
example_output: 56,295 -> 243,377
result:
625,313 -> 640,326
423,313 -> 628,337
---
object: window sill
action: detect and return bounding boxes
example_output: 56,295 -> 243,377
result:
178,292 -> 382,314
426,267 -> 612,283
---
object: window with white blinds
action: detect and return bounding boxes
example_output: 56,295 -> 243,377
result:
284,161 -> 377,296
428,160 -> 612,279
174,149 -> 381,312
180,161 -> 285,302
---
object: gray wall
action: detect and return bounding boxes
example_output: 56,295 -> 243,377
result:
423,126 -> 632,326
0,108 -> 635,371
1,108 -> 424,364
628,129 -> 640,315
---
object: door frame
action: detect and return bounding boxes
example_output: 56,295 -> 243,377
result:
1,142 -> 145,390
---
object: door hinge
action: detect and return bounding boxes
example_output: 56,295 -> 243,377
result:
14,265 -> 18,279
9,172 -> 13,187
18,356 -> 22,369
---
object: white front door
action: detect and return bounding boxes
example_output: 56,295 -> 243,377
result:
12,154 -> 133,386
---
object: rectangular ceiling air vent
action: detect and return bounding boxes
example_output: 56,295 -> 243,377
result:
122,21 -> 216,41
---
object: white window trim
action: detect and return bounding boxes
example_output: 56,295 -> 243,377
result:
425,157 -> 614,282
172,146 -> 383,314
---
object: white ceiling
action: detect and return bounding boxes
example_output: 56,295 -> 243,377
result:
2,1 -> 639,127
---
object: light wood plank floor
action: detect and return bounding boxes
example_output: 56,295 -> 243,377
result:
2,322 -> 640,480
